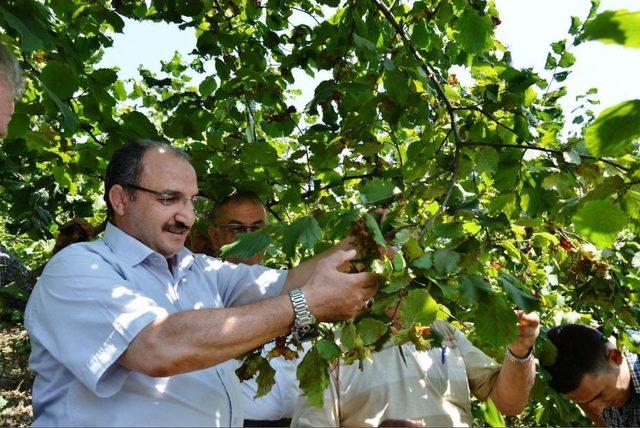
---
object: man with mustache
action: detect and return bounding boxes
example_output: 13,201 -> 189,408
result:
25,139 -> 377,426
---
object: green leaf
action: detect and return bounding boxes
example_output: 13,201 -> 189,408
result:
220,230 -> 272,260
357,318 -> 388,345
475,295 -> 518,347
498,272 -> 540,312
199,76 -> 218,97
411,253 -> 432,270
572,199 -> 627,248
537,334 -> 558,367
340,322 -> 357,350
457,8 -> 493,54
411,21 -> 429,49
384,69 -> 410,106
40,81 -> 79,132
558,52 -> 576,68
113,80 -> 127,101
483,398 -> 506,427
500,241 -> 522,263
297,349 -> 330,408
281,216 -> 322,256
460,275 -> 492,305
40,61 -> 80,99
176,0 -> 204,16
360,179 -> 400,204
392,252 -> 406,271
583,10 -> 640,48
475,146 -> 499,175
255,359 -> 276,398
363,213 -> 387,247
399,289 -> 439,328
532,232 -> 559,248
316,339 -> 341,361
433,249 -> 460,275
584,99 -> 640,157
0,8 -> 45,51
121,111 -> 159,139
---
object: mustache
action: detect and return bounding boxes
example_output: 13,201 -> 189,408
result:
163,222 -> 190,234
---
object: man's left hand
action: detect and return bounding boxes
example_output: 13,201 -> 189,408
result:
507,311 -> 540,358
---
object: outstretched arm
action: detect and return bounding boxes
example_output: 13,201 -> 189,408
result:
118,250 -> 377,377
490,311 -> 540,415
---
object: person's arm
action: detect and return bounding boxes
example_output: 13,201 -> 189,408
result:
118,249 -> 377,376
489,311 -> 540,415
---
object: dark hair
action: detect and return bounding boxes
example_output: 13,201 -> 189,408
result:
211,191 -> 266,223
543,324 -> 614,393
104,140 -> 190,217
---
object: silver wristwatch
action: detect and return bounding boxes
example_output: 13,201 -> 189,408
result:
288,288 -> 318,342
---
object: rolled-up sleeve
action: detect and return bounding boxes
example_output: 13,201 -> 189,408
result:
454,328 -> 501,401
25,248 -> 168,397
200,258 -> 288,307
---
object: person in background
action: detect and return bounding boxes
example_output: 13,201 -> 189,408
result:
292,311 -> 540,427
202,191 -> 302,427
543,324 -> 639,427
208,191 -> 268,265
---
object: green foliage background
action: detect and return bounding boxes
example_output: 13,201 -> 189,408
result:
1,0 -> 640,425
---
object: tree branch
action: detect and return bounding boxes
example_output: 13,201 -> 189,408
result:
462,141 -> 631,173
371,0 -> 462,237
453,105 -> 519,136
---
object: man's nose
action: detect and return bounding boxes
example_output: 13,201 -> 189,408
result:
176,200 -> 196,226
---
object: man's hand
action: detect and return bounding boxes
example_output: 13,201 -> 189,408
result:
507,311 -> 540,357
302,249 -> 378,322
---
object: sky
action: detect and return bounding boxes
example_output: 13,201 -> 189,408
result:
100,0 -> 640,117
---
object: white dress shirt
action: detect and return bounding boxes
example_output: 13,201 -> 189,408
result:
25,222 -> 287,427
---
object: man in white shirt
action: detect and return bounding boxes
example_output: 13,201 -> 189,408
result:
292,313 -> 540,427
25,139 -> 377,426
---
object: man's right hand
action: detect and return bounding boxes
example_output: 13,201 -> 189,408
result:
302,249 -> 378,322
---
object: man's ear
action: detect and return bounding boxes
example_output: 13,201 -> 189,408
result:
607,348 -> 624,367
109,185 -> 129,217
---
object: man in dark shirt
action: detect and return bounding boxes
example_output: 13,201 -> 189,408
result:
543,324 -> 639,426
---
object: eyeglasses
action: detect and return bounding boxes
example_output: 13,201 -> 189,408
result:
122,183 -> 212,213
214,224 -> 266,235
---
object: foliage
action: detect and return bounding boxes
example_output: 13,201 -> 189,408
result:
1,0 -> 640,425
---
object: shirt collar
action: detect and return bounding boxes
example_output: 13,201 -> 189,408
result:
102,222 -> 195,271
627,352 -> 640,395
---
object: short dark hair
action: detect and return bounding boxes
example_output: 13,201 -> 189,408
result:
104,140 -> 190,217
211,191 -> 266,223
543,324 -> 615,393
